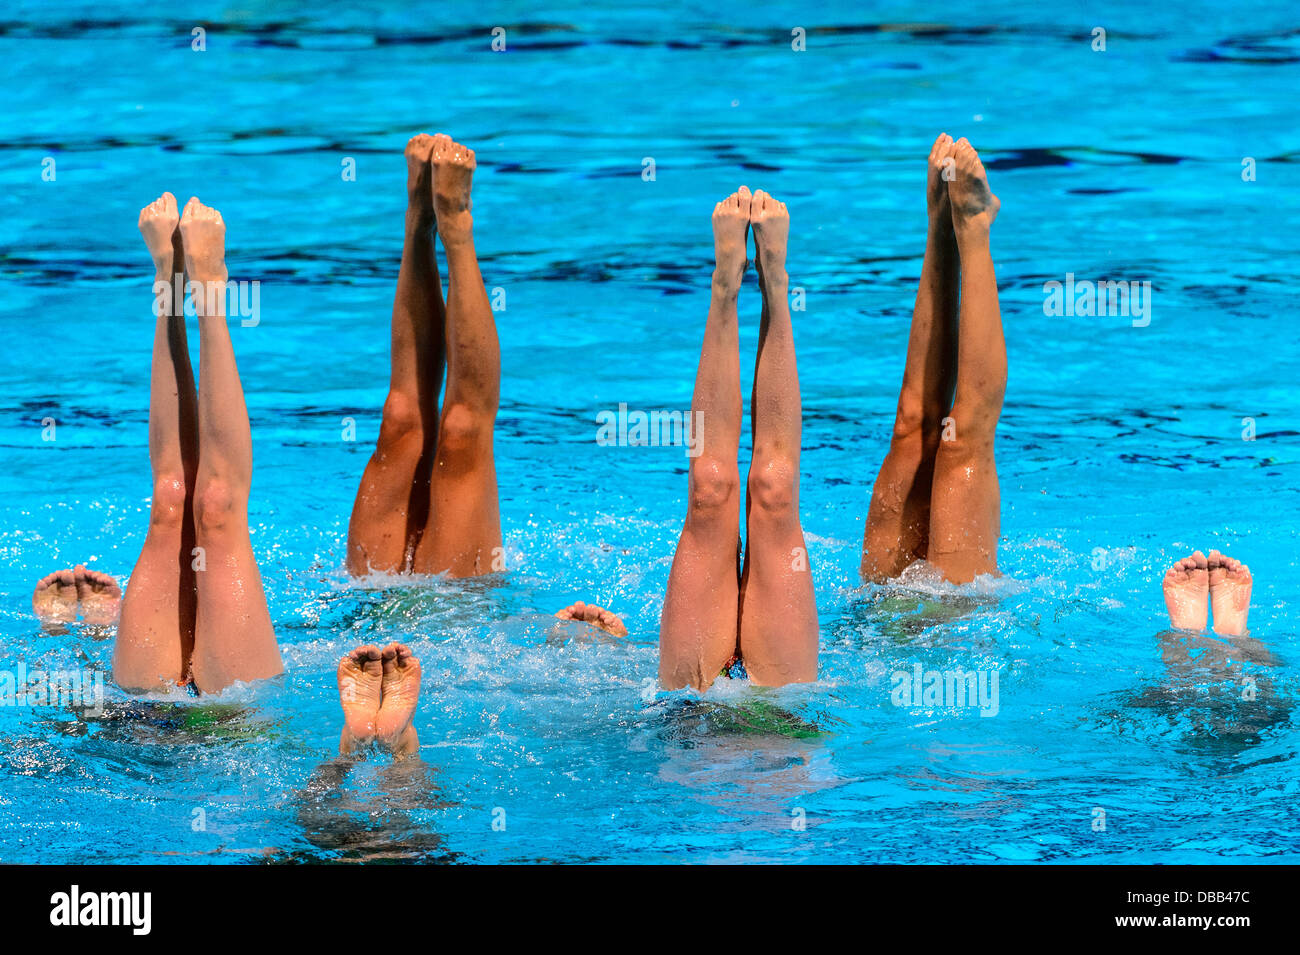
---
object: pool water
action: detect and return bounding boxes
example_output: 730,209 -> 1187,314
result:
1,1 -> 1297,863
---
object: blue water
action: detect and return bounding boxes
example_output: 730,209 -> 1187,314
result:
1,1 -> 1297,863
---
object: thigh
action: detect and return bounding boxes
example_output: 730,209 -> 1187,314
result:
738,520 -> 819,686
862,441 -> 933,581
346,429 -> 428,575
927,440 -> 1000,584
114,534 -> 189,691
191,533 -> 283,692
413,406 -> 501,577
659,522 -> 740,690
416,467 -> 502,576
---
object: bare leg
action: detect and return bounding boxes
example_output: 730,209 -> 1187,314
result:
928,139 -> 1005,583
862,133 -> 960,580
737,191 -> 818,686
658,187 -> 748,691
181,197 -> 283,693
414,135 -> 502,577
114,193 -> 198,691
347,135 -> 446,574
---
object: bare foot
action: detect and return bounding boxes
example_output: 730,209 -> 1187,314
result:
431,134 -> 476,245
927,132 -> 955,222
712,185 -> 751,292
375,642 -> 422,745
337,645 -> 384,744
946,137 -> 1000,232
749,189 -> 789,284
33,569 -> 78,623
554,601 -> 629,637
405,133 -> 436,230
138,192 -> 180,275
1162,551 -> 1209,631
179,196 -> 227,284
75,564 -> 122,625
1207,550 -> 1252,636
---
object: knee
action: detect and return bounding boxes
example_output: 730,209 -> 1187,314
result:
688,458 -> 739,514
149,474 -> 189,529
892,391 -> 928,442
193,479 -> 240,535
437,402 -> 490,457
379,393 -> 423,445
947,384 -> 1005,445
747,457 -> 798,515
892,391 -> 949,455
934,429 -> 993,468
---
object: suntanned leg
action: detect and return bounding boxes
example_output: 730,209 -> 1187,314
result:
347,135 -> 446,575
658,187 -> 748,691
181,197 -> 283,693
114,192 -> 199,691
928,138 -> 1005,583
737,191 -> 818,686
413,134 -> 502,577
862,133 -> 960,580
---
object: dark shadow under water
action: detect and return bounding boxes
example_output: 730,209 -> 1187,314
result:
1104,629 -> 1292,756
266,753 -> 461,864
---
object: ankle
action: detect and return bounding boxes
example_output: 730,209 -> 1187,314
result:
953,215 -> 992,245
405,206 -> 435,234
928,207 -> 955,234
387,723 -> 419,756
437,212 -> 475,247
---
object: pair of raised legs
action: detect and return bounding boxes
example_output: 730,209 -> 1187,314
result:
113,194 -> 282,693
1163,549 -> 1253,635
346,134 -> 502,577
862,135 -> 1006,584
659,188 -> 819,691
